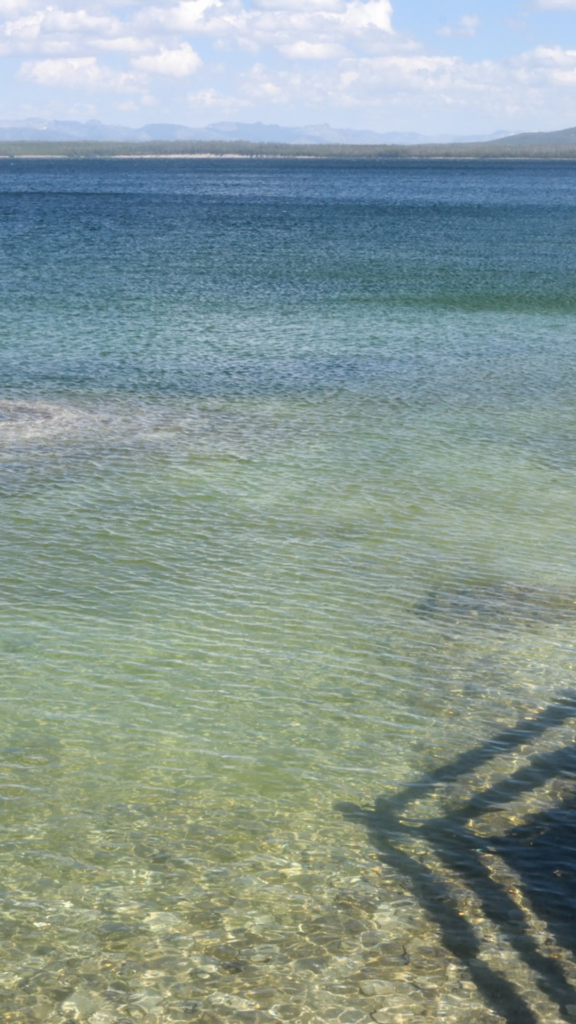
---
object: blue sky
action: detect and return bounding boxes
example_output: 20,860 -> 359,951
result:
2,0 -> 576,132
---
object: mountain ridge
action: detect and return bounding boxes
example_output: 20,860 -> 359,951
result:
491,125 -> 576,147
0,118 -> 513,145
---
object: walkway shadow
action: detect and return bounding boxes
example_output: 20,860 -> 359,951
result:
494,787 -> 576,964
337,691 -> 576,1024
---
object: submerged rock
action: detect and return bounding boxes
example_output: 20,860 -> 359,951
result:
415,581 -> 576,630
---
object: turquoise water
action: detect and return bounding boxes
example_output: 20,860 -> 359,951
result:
2,159 -> 576,1024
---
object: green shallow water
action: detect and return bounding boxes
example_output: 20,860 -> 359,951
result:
2,159 -> 576,1024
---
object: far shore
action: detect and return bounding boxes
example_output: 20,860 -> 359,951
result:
2,140 -> 576,160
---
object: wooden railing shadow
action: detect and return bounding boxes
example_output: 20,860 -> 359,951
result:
337,692 -> 576,1024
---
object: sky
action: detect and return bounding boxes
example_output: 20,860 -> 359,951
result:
2,0 -> 576,132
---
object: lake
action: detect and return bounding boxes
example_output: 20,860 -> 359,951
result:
1,158 -> 576,1024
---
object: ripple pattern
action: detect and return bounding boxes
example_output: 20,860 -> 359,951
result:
1,159 -> 576,1024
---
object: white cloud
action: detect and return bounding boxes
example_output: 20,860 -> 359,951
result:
438,15 -> 480,38
4,0 -> 576,128
94,35 -> 154,52
0,0 -> 31,13
137,0 -> 225,34
187,85 -> 242,106
534,0 -> 576,7
0,0 -> 36,14
0,0 -> 395,64
253,0 -> 343,9
221,43 -> 576,121
518,44 -> 576,83
137,0 -> 393,53
132,41 -> 201,74
4,7 -> 121,39
19,54 -> 139,89
0,5 -> 126,54
280,40 -> 345,58
340,0 -> 392,33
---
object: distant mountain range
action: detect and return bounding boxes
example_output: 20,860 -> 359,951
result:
0,119 -> 515,145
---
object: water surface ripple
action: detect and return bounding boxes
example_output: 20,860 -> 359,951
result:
1,159 -> 576,1024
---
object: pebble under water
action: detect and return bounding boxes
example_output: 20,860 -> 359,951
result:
1,158 -> 576,1024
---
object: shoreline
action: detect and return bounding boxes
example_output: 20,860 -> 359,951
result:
2,151 -> 576,161
2,139 -> 576,161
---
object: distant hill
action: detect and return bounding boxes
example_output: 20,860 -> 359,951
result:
0,118 -> 512,146
492,126 -> 576,147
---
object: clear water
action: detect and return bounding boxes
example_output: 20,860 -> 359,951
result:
2,159 -> 576,1024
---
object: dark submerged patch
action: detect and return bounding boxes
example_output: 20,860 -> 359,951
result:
415,582 -> 576,630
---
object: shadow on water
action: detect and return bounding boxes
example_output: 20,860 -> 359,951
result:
337,692 -> 576,1023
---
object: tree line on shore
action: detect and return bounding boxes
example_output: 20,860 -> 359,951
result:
2,139 -> 576,159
